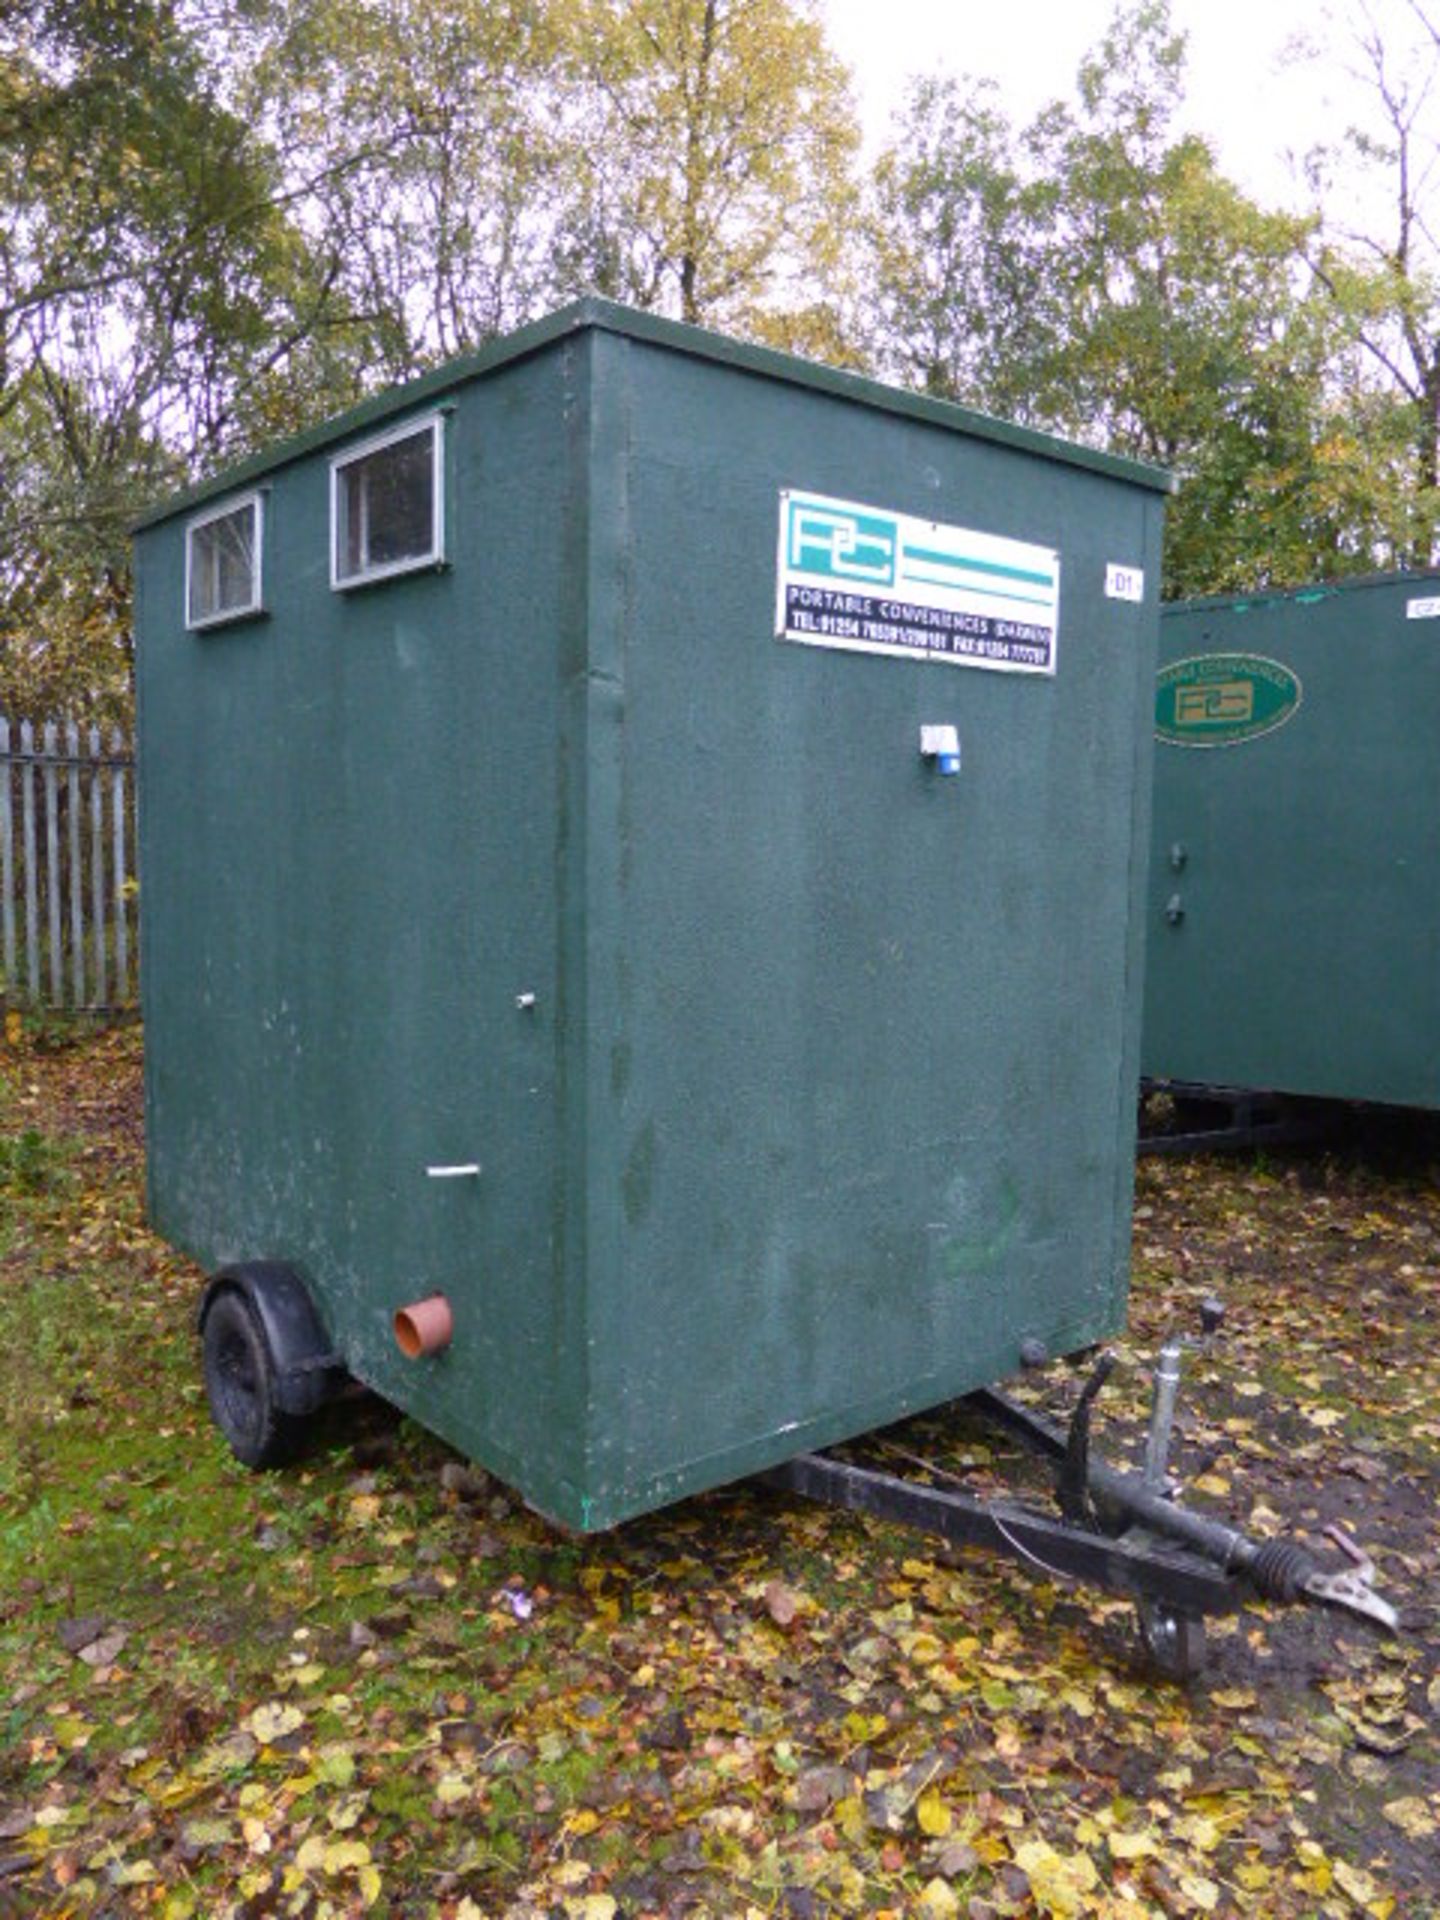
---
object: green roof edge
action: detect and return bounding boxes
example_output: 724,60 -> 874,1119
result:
1165,566 -> 1440,616
134,296 -> 1174,533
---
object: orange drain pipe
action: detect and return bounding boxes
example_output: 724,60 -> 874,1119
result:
394,1294 -> 454,1358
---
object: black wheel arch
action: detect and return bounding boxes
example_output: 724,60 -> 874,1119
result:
199,1262 -> 343,1418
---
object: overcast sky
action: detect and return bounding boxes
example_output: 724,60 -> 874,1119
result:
817,0 -> 1375,212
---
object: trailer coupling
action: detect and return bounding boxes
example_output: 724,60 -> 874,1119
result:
761,1305 -> 1398,1678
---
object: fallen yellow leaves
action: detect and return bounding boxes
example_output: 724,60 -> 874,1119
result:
1107,1827 -> 1158,1862
1011,1836 -> 1099,1917
1207,1686 -> 1257,1711
1173,1868 -> 1222,1912
915,1877 -> 960,1917
1332,1857 -> 1396,1916
243,1701 -> 303,1746
563,1898 -> 618,1920
898,1627 -> 947,1665
1190,1471 -> 1231,1497
1234,1858 -> 1272,1892
289,1834 -> 382,1907
1381,1795 -> 1437,1840
5,1031 -> 1437,1920
915,1787 -> 952,1837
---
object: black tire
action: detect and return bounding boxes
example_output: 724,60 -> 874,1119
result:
202,1287 -> 304,1468
1136,1600 -> 1206,1681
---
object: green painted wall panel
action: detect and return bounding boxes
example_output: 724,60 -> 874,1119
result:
1142,574 -> 1440,1107
137,305 -> 1164,1530
140,345 -> 586,1506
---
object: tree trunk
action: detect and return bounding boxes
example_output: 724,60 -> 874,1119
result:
679,0 -> 718,325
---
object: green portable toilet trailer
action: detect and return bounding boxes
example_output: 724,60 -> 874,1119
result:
1144,571 -> 1440,1108
136,301 -> 1167,1531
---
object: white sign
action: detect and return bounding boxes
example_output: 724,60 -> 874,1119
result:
1406,595 -> 1440,620
776,490 -> 1060,675
1105,563 -> 1146,603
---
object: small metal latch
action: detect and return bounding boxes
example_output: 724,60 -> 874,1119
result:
1165,893 -> 1185,926
426,1164 -> 481,1179
920,724 -> 961,776
1170,843 -> 1188,872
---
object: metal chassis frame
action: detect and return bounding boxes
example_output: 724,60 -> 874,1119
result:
1139,1079 -> 1327,1156
761,1386 -> 1242,1621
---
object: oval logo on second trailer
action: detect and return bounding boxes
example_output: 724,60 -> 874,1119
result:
1155,653 -> 1302,747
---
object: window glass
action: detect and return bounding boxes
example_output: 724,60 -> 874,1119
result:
333,418 -> 442,586
187,495 -> 262,628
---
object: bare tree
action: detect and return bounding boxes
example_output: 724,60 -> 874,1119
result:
1303,0 -> 1440,561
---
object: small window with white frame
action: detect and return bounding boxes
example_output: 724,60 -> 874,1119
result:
186,490 -> 265,630
331,413 -> 445,589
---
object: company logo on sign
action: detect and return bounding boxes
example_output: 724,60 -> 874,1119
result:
786,499 -> 897,585
1174,679 -> 1253,727
776,490 -> 1061,676
1156,653 -> 1302,747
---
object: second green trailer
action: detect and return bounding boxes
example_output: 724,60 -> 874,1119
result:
1144,570 -> 1440,1108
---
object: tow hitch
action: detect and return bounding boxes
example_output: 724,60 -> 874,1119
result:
762,1300 -> 1398,1678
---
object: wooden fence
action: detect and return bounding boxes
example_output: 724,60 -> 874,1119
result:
0,717 -> 138,1013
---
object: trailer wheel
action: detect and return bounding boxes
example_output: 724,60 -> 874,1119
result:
202,1287 -> 305,1468
1137,1600 -> 1206,1681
